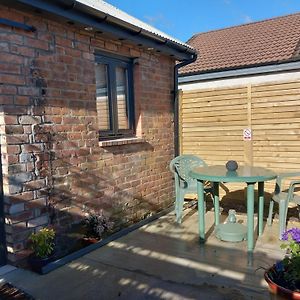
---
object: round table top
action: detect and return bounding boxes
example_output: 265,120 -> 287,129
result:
189,165 -> 277,183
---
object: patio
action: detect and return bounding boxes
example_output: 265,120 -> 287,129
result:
1,205 -> 295,300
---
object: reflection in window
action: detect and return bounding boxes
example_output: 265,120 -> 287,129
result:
116,67 -> 129,130
95,64 -> 110,130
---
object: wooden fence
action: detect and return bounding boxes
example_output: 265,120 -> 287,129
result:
180,79 -> 300,194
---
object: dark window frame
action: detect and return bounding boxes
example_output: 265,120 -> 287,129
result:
95,52 -> 135,141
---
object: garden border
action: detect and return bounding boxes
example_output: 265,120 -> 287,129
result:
41,206 -> 173,274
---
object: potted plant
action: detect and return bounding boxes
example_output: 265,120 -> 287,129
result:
28,227 -> 55,274
82,211 -> 114,245
264,227 -> 300,299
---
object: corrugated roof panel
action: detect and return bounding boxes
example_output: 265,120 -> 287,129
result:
76,0 -> 194,50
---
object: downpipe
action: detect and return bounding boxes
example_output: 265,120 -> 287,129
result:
173,53 -> 197,156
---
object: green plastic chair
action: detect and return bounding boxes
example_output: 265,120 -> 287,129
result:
169,155 -> 213,223
267,172 -> 300,240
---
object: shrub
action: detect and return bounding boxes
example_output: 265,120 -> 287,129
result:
83,212 -> 114,239
29,228 -> 55,259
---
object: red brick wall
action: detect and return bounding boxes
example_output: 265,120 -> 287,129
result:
0,5 -> 175,264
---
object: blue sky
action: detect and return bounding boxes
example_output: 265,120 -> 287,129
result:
106,0 -> 300,42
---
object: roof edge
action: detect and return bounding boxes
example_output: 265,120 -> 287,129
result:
13,0 -> 196,60
179,61 -> 300,84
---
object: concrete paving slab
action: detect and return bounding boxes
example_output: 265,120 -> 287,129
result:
1,208 -> 296,300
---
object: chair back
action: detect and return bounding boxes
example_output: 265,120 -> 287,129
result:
170,155 -> 207,187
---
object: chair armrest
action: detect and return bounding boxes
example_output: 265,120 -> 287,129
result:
172,167 -> 188,189
274,172 -> 300,194
287,180 -> 300,202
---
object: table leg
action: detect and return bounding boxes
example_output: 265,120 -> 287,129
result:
258,181 -> 264,236
213,182 -> 219,226
197,180 -> 205,243
247,182 -> 255,252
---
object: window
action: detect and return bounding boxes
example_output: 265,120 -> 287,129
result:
95,53 -> 135,140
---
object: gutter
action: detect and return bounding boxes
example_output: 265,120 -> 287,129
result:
174,53 -> 197,156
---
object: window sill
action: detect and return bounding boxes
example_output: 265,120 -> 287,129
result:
99,137 -> 145,147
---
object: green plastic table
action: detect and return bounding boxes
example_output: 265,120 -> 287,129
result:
189,165 -> 277,252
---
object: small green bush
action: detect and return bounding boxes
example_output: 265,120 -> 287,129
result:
29,228 -> 55,258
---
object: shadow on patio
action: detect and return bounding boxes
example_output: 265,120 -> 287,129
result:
1,207 -> 292,300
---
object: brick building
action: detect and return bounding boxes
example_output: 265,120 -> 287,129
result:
0,0 -> 196,265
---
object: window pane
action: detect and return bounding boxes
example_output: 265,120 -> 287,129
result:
116,66 -> 129,130
95,63 -> 110,130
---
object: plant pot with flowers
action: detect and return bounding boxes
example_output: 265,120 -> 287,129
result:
264,227 -> 300,299
28,228 -> 56,274
82,211 -> 114,246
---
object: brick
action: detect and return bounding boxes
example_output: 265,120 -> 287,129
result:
22,143 -> 44,152
17,86 -> 39,96
25,198 -> 47,209
14,96 -> 30,106
1,95 -> 14,105
0,62 -> 21,74
0,86 -> 17,95
91,38 -> 105,48
24,179 -> 46,190
130,48 -> 141,57
0,74 -> 25,85
9,203 -> 25,214
3,154 -> 19,164
55,36 -> 73,48
9,172 -> 32,184
4,145 -> 20,154
8,164 -> 26,174
75,33 -> 90,43
10,45 -> 35,57
19,153 -> 34,163
82,52 -> 94,61
9,192 -> 34,203
0,52 -> 23,64
0,33 -> 23,45
5,125 -> 24,134
105,41 -> 118,51
0,42 -> 9,52
25,37 -> 49,50
7,210 -> 33,224
1,116 -> 18,125
19,115 -> 41,125
12,229 -> 32,242
27,215 -> 48,228
6,134 -> 29,144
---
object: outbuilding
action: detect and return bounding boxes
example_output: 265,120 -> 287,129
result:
0,0 -> 196,265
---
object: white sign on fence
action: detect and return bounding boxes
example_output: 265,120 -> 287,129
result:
243,128 -> 252,141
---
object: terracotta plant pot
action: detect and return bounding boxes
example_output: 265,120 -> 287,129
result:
28,254 -> 54,274
81,237 -> 99,246
264,266 -> 300,300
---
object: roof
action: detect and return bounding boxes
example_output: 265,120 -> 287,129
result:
77,0 -> 194,51
180,12 -> 300,75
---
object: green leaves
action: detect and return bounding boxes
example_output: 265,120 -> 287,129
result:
29,228 -> 55,259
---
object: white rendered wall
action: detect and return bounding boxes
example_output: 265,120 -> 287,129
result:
179,71 -> 300,91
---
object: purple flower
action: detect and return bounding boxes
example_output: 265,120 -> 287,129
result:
281,228 -> 300,243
